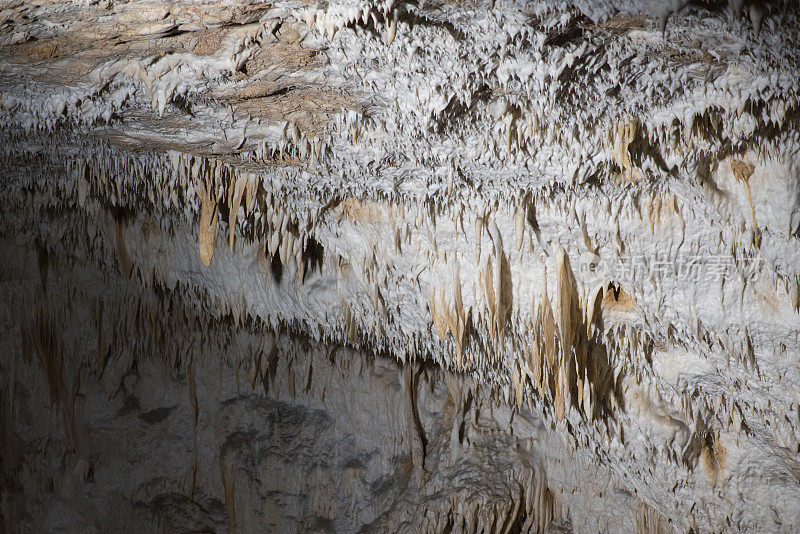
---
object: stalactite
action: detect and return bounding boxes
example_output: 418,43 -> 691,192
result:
2,0 -> 800,530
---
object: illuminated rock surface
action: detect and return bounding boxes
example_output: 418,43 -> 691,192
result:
1,0 -> 800,532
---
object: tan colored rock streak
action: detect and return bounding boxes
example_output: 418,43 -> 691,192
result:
199,187 -> 218,267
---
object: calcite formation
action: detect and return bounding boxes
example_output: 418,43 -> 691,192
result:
1,0 -> 800,532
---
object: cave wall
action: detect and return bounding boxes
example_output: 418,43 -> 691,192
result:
2,0 -> 800,532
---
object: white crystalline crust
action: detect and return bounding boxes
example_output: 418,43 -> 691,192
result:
1,0 -> 800,532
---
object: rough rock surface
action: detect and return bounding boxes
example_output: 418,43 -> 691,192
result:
1,0 -> 800,532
